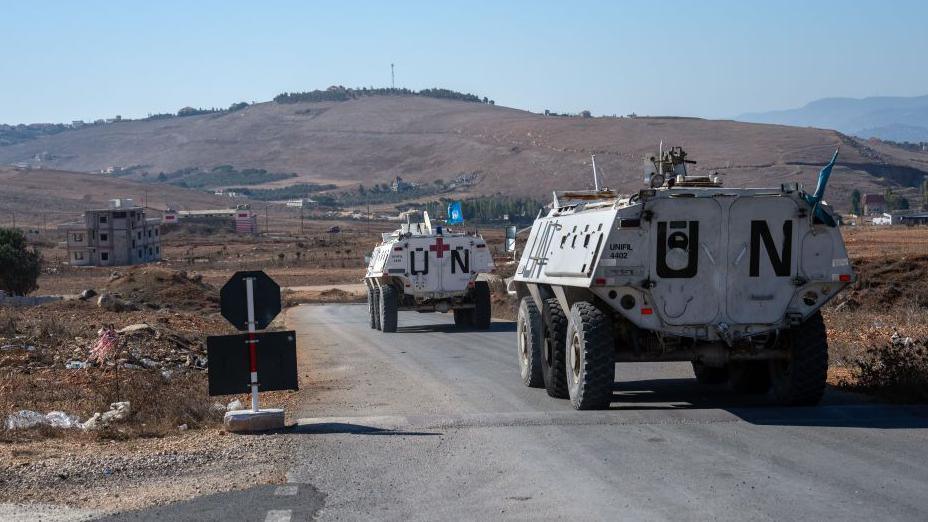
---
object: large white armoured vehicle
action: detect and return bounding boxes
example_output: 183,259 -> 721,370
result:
365,212 -> 495,333
511,147 -> 854,409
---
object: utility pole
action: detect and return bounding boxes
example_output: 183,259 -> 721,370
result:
391,63 -> 395,89
300,204 -> 304,235
264,204 -> 269,236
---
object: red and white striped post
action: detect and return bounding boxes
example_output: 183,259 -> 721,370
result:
245,276 -> 259,412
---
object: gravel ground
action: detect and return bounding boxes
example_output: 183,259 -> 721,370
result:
0,430 -> 295,519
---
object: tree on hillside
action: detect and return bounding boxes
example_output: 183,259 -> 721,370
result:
850,189 -> 862,215
0,228 -> 42,295
922,179 -> 928,210
884,189 -> 910,211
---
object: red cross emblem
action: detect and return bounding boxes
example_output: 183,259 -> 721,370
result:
429,237 -> 450,258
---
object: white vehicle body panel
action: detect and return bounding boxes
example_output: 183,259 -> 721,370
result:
513,187 -> 853,343
365,224 -> 494,301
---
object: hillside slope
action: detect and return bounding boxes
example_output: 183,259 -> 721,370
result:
2,96 -> 927,211
0,167 -> 229,227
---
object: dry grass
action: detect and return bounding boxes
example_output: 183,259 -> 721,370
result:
1,269 -> 234,442
282,288 -> 365,307
842,226 -> 928,260
0,369 -> 221,442
847,335 -> 928,403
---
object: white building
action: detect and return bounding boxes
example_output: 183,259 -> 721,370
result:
162,206 -> 257,234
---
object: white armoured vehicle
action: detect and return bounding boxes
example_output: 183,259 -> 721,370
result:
511,147 -> 854,409
365,212 -> 495,333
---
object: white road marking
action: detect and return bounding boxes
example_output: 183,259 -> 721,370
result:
274,485 -> 298,496
265,509 -> 292,522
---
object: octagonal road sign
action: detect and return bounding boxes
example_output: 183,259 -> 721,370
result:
220,270 -> 281,331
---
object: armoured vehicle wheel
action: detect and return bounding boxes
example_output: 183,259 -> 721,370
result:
565,302 -> 614,410
541,298 -> 569,398
379,286 -> 398,333
367,288 -> 377,329
372,288 -> 381,330
729,361 -> 771,394
517,297 -> 544,388
472,281 -> 491,330
453,309 -> 473,327
692,362 -> 729,385
771,312 -> 828,406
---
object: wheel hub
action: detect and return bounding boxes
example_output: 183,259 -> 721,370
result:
570,332 -> 581,379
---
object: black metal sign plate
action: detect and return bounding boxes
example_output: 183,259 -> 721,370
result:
207,330 -> 299,396
219,270 -> 281,331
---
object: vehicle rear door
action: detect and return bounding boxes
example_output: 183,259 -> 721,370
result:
726,197 -> 799,324
648,198 -> 724,325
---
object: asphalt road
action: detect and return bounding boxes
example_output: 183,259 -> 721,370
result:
119,304 -> 928,521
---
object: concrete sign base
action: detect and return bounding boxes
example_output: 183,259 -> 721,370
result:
224,408 -> 285,433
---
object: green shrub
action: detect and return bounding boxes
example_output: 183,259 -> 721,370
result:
0,228 -> 42,295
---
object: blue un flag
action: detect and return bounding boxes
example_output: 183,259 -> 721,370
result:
447,201 -> 464,224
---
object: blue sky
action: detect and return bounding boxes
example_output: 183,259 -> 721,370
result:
2,0 -> 926,123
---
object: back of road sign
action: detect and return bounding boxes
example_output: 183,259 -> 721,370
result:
220,270 -> 281,331
207,330 -> 299,396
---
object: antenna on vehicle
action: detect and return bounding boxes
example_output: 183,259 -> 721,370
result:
658,140 -> 663,177
423,210 -> 433,234
591,154 -> 600,191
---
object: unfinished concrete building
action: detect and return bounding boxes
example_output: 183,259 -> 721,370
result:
62,199 -> 161,267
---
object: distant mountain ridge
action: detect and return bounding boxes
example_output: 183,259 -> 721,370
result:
737,95 -> 928,142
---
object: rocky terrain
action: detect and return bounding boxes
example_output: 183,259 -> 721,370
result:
0,266 -> 302,516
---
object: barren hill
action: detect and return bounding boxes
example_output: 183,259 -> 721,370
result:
2,96 -> 927,211
0,167 -> 229,227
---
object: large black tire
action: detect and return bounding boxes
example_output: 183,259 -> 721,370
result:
517,296 -> 544,388
692,362 -> 729,385
472,281 -> 492,330
565,302 -> 615,410
541,298 -> 569,398
371,287 -> 381,330
367,287 -> 377,329
379,285 -> 398,333
453,308 -> 473,327
729,361 -> 771,395
770,312 -> 828,406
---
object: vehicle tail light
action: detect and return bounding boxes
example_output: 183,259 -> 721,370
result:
838,274 -> 851,282
641,308 -> 653,315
